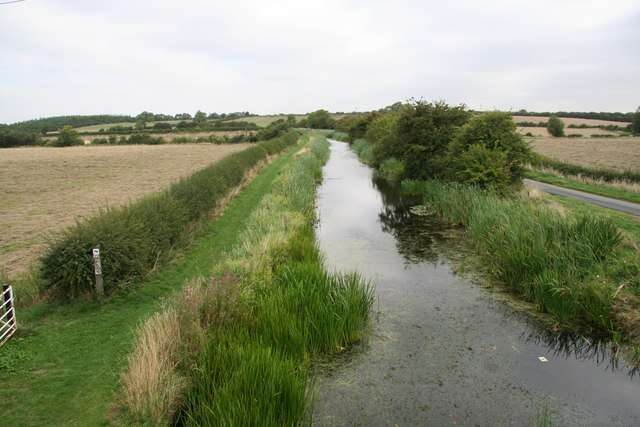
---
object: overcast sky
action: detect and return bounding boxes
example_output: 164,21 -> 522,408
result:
1,0 -> 638,123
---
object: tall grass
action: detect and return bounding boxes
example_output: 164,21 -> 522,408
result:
351,138 -> 374,165
117,134 -> 373,426
41,132 -> 299,299
403,180 -> 624,335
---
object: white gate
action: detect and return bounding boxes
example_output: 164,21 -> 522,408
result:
0,285 -> 17,346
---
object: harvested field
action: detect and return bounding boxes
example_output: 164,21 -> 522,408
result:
512,115 -> 630,127
72,120 -> 180,133
530,136 -> 640,172
0,143 -> 250,276
517,127 -> 622,137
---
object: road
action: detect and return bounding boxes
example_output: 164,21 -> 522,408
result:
524,179 -> 640,216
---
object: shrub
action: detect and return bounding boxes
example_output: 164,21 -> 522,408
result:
40,131 -> 299,298
393,100 -> 470,179
631,106 -> 640,136
53,125 -> 83,147
127,133 -> 165,145
450,144 -> 511,191
153,122 -> 173,130
547,115 -> 565,137
91,137 -> 109,145
448,111 -> 531,185
0,129 -> 40,148
366,113 -> 400,167
305,109 -> 335,129
378,157 -> 405,182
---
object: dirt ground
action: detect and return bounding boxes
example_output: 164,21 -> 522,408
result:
517,127 -> 622,137
512,115 -> 631,127
0,143 -> 250,276
530,136 -> 640,171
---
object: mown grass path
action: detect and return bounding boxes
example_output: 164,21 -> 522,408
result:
0,145 -> 299,427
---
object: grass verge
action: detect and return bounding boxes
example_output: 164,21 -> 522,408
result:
0,141 -> 302,427
526,169 -> 640,204
116,133 -> 373,426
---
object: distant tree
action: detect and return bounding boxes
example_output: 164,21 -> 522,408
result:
632,107 -> 640,136
174,113 -> 192,120
153,122 -> 173,130
194,110 -> 207,125
286,115 -> 297,127
53,125 -> 83,147
135,120 -> 146,130
306,109 -> 335,129
547,115 -> 565,137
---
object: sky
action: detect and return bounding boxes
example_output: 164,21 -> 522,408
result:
1,0 -> 639,123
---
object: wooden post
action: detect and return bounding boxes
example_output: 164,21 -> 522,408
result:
92,247 -> 104,299
2,284 -> 14,328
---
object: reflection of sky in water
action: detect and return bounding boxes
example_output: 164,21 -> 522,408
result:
314,140 -> 640,426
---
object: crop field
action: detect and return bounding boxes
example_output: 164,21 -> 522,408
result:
517,126 -> 622,137
512,115 -> 631,127
236,113 -> 354,127
0,143 -> 250,276
530,136 -> 640,171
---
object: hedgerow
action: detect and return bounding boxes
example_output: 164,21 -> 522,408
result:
41,131 -> 299,299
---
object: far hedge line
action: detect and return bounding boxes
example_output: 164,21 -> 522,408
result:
41,131 -> 300,299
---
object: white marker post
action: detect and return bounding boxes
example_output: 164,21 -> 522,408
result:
92,247 -> 104,299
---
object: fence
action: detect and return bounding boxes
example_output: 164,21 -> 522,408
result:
1,284 -> 17,346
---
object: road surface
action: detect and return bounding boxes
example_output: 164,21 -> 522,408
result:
524,179 -> 640,216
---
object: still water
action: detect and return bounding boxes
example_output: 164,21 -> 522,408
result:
313,140 -> 640,426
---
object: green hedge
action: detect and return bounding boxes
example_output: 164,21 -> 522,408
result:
41,131 -> 299,299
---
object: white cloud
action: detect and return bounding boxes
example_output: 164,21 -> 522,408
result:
0,0 -> 638,122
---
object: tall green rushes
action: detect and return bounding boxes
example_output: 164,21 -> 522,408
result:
180,134 -> 373,426
119,134 -> 373,426
41,132 -> 299,299
405,180 -> 623,335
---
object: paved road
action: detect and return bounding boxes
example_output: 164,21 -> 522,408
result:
524,178 -> 640,216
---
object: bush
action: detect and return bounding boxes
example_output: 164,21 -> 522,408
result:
450,144 -> 511,192
632,107 -> 640,136
127,133 -> 165,145
393,100 -> 470,179
305,109 -> 335,129
448,111 -> 531,185
378,158 -> 405,182
0,129 -> 40,148
547,115 -> 565,137
153,122 -> 173,130
40,131 -> 299,298
53,125 -> 83,147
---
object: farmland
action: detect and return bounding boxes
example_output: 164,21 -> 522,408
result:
512,115 -> 631,127
530,136 -> 640,171
0,143 -> 250,276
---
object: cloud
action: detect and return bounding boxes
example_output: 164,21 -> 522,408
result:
1,0 -> 638,122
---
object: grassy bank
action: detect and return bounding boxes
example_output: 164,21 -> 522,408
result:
402,180 -> 640,346
0,141 -> 302,426
526,169 -> 640,204
117,133 -> 373,426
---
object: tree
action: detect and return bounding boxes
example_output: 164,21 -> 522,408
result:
632,107 -> 640,136
448,112 -> 531,185
194,110 -> 207,125
547,115 -> 565,137
306,109 -> 335,129
53,125 -> 83,147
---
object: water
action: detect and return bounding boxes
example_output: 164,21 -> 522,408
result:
313,141 -> 640,426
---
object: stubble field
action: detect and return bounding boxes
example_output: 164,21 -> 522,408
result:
0,143 -> 250,276
529,136 -> 640,171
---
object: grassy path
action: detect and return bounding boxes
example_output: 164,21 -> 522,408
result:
0,145 -> 299,427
